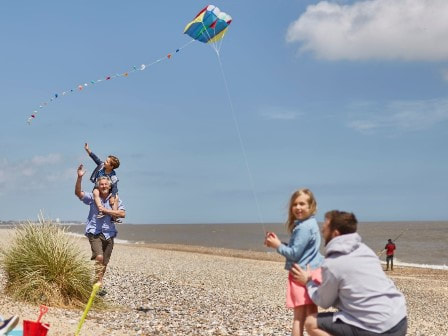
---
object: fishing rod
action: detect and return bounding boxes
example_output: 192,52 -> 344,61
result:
391,229 -> 406,243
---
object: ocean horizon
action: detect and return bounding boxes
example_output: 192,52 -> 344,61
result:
2,220 -> 447,269
35,220 -> 448,270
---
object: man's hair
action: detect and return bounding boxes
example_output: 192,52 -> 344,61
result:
325,210 -> 357,235
96,176 -> 112,189
108,155 -> 120,169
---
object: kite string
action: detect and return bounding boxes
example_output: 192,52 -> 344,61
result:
197,22 -> 265,230
198,18 -> 225,56
213,50 -> 266,232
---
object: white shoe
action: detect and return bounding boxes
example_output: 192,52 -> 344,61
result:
0,315 -> 19,335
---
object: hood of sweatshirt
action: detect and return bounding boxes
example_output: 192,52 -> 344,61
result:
325,232 -> 361,257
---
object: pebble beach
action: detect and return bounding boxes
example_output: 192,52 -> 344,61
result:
0,229 -> 447,336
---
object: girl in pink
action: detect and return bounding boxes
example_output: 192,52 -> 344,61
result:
265,188 -> 324,336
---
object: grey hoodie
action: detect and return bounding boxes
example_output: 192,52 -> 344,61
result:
306,233 -> 407,333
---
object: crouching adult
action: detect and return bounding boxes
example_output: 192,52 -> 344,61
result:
291,210 -> 407,336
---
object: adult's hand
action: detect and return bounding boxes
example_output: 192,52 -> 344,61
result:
290,264 -> 311,286
98,204 -> 106,214
77,164 -> 85,177
75,164 -> 86,198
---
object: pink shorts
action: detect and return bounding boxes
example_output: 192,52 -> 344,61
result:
286,267 -> 322,308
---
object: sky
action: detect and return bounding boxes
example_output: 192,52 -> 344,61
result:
1,0 -> 447,224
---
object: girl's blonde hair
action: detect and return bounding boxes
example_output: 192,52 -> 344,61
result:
286,188 -> 317,234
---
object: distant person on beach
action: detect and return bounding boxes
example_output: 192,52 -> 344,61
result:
265,188 -> 324,336
75,164 -> 126,286
385,238 -> 396,271
84,143 -> 121,223
291,210 -> 407,336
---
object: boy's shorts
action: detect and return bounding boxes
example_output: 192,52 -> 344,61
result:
87,233 -> 114,265
317,312 -> 407,336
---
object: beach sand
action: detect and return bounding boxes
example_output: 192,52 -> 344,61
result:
0,229 -> 447,335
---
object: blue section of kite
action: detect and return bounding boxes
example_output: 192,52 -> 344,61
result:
184,5 -> 232,44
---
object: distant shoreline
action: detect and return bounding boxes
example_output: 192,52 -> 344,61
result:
122,242 -> 448,270
4,225 -> 447,269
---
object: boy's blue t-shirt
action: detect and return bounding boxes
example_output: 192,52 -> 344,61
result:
88,151 -> 119,196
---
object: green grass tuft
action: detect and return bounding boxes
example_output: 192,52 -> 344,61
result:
1,219 -> 95,308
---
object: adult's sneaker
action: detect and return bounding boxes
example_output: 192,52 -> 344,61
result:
98,288 -> 108,297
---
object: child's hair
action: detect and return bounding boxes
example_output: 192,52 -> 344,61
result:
324,210 -> 357,235
108,155 -> 120,169
286,188 -> 317,234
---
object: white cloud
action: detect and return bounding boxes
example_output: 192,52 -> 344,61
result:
31,153 -> 62,165
347,98 -> 448,133
261,107 -> 303,120
287,0 -> 448,61
0,154 -> 69,193
46,168 -> 74,182
21,167 -> 36,177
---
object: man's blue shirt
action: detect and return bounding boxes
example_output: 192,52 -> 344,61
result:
81,192 -> 125,239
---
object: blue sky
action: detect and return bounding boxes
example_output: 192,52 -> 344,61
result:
1,0 -> 447,224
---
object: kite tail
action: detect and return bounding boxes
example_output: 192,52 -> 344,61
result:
27,39 -> 195,125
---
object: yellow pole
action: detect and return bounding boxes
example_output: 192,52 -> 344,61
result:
75,282 -> 101,336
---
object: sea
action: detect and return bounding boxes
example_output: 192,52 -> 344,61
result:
58,221 -> 448,270
1,221 -> 447,270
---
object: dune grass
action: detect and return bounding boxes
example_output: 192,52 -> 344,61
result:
0,219 -> 95,308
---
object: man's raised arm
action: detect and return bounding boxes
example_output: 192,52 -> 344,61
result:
75,164 -> 86,199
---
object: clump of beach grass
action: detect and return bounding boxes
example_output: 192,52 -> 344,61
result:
0,218 -> 94,308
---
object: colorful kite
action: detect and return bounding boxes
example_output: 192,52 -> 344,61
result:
184,5 -> 232,44
27,5 -> 232,125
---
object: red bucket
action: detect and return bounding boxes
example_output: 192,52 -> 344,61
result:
23,320 -> 50,336
23,305 -> 50,336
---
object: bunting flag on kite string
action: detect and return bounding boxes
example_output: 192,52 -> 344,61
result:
27,4 -> 232,125
26,43 -> 190,125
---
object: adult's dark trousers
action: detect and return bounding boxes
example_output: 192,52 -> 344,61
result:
317,313 -> 407,336
386,255 -> 394,270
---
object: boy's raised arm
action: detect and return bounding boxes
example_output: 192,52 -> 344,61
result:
84,143 -> 92,155
84,143 -> 102,165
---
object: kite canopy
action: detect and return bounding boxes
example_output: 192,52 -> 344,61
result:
184,5 -> 232,44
